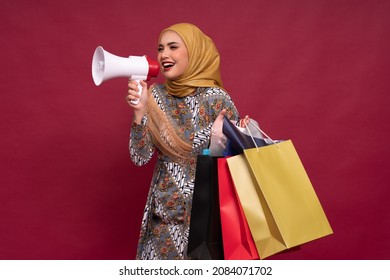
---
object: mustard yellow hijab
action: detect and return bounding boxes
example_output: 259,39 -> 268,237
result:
146,23 -> 223,162
160,23 -> 223,97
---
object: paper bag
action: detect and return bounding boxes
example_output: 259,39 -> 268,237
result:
217,157 -> 259,260
187,155 -> 224,260
222,116 -> 266,156
227,140 -> 333,258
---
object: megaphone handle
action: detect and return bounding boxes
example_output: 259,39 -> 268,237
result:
130,79 -> 142,105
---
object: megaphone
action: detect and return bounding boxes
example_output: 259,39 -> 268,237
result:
91,46 -> 160,104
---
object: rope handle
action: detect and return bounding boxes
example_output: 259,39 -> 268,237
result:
244,119 -> 279,150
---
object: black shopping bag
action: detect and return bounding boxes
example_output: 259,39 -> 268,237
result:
187,155 -> 224,260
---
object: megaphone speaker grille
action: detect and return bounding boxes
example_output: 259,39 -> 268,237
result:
92,46 -> 105,86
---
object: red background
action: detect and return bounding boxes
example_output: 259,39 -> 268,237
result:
1,0 -> 389,260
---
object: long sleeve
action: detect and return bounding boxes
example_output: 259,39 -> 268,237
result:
135,85 -> 241,259
129,116 -> 155,166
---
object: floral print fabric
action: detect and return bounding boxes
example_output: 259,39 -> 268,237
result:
130,84 -> 238,259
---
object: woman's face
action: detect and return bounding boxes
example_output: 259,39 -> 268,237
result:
158,30 -> 189,81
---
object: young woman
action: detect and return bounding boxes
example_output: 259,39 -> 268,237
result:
126,23 -> 239,259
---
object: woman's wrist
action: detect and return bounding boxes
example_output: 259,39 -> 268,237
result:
133,114 -> 144,124
133,113 -> 147,125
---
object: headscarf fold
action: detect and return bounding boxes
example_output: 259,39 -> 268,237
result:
147,93 -> 193,162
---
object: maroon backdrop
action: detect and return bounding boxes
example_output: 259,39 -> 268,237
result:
1,0 -> 389,260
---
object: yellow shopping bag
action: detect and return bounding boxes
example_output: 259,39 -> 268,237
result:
227,140 -> 333,259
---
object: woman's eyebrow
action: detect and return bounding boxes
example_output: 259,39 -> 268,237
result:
159,42 -> 179,47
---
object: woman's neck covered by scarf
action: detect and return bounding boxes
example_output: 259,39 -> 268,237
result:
146,23 -> 224,163
161,23 -> 224,97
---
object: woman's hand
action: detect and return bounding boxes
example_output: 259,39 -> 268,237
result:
126,80 -> 149,124
126,80 -> 148,107
239,115 -> 250,128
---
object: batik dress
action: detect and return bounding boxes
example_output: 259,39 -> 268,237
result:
129,84 -> 238,259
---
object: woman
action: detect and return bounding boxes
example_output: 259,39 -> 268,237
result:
126,23 -> 239,259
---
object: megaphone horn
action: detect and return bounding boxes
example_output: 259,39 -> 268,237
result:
91,46 -> 160,104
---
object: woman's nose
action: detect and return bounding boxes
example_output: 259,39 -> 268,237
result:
160,48 -> 170,59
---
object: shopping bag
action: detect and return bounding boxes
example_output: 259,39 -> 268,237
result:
217,157 -> 259,260
222,116 -> 267,156
227,140 -> 333,259
187,155 -> 224,260
244,140 -> 333,247
209,115 -> 265,156
227,154 -> 287,259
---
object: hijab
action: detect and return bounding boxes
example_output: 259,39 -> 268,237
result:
146,23 -> 223,162
161,23 -> 223,97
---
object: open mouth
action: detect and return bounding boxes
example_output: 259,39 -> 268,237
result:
162,62 -> 175,70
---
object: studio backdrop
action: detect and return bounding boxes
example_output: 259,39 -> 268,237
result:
0,0 -> 389,259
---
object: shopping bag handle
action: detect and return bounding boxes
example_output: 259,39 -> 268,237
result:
245,120 -> 279,150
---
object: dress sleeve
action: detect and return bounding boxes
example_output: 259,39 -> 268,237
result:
129,116 -> 155,166
210,88 -> 240,122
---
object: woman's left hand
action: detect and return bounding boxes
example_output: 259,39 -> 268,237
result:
239,115 -> 250,128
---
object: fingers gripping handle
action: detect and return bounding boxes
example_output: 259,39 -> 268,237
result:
130,79 -> 143,105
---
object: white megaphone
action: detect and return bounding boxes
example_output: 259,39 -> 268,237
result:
92,46 -> 160,104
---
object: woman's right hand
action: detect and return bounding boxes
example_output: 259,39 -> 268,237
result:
126,80 -> 149,124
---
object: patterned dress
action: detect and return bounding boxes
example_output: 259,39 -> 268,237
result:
129,84 -> 239,260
